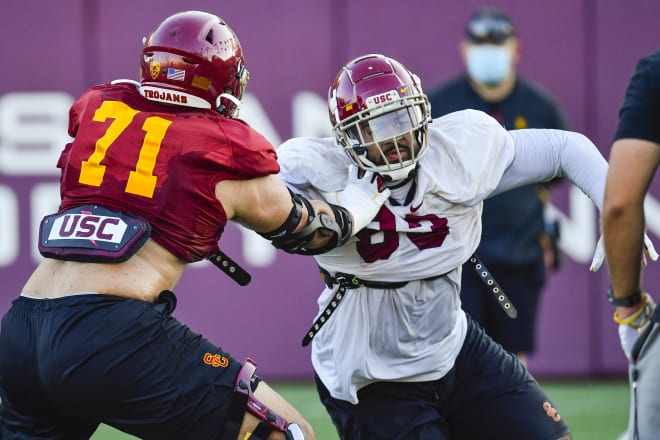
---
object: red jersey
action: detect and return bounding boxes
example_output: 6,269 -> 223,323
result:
57,82 -> 279,262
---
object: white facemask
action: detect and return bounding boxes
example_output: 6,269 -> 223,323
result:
466,45 -> 512,85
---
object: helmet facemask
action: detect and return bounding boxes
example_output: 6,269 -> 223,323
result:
335,93 -> 430,181
217,63 -> 250,118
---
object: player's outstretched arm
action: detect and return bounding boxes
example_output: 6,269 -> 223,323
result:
216,174 -> 386,254
495,129 -> 608,210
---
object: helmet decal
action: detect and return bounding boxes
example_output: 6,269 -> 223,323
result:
166,68 -> 185,81
150,62 -> 161,80
365,90 -> 399,108
192,75 -> 212,91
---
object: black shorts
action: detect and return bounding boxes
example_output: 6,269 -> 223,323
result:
316,315 -> 570,440
0,292 -> 245,439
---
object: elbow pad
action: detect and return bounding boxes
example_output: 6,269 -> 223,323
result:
259,189 -> 352,255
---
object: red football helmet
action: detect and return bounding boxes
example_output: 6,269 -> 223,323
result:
328,54 -> 431,180
140,11 -> 249,118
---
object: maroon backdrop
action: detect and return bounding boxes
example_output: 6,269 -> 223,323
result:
1,0 -> 659,379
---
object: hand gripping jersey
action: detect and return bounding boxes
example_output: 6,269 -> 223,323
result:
57,82 -> 279,262
278,109 -> 607,403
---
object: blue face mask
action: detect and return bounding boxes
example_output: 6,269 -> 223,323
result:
466,45 -> 512,85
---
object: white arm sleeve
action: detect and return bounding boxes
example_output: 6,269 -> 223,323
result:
277,136 -> 350,199
493,129 -> 607,210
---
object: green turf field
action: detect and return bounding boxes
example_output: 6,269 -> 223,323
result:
91,379 -> 630,439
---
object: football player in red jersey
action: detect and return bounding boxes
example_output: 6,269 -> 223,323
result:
0,11 -> 388,440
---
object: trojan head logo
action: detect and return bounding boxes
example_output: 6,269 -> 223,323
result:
150,62 -> 161,80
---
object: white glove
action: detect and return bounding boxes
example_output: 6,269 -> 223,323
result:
320,165 -> 390,235
618,323 -> 639,360
615,293 -> 656,360
590,233 -> 659,272
589,235 -> 605,272
645,234 -> 660,261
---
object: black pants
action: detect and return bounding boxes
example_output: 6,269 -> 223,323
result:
316,315 -> 570,439
0,292 -> 242,439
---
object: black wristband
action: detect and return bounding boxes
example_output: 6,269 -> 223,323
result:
607,285 -> 643,307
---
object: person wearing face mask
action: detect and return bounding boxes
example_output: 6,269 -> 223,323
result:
427,6 -> 568,368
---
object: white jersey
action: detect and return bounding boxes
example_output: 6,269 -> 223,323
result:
277,109 -> 607,404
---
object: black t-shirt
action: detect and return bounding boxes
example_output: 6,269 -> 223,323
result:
614,49 -> 660,144
427,76 -> 567,267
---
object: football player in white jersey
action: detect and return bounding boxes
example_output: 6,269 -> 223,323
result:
277,54 -> 609,439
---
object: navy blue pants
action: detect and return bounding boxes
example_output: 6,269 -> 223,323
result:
0,292 -> 244,439
316,315 -> 570,439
